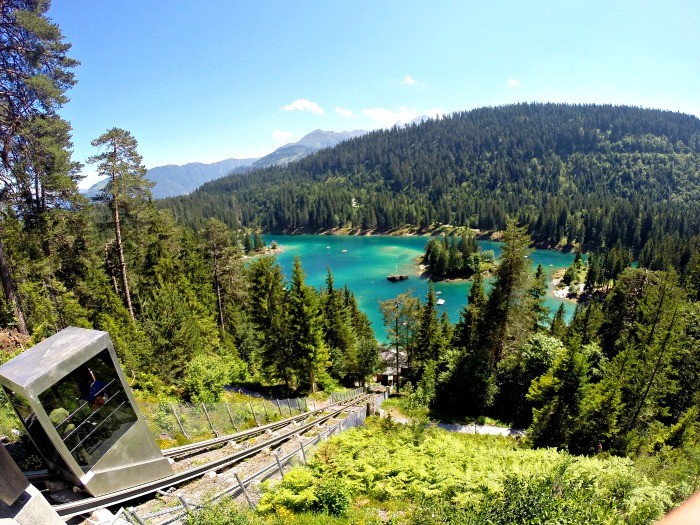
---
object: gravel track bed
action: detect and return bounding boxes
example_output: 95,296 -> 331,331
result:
128,407 -> 363,524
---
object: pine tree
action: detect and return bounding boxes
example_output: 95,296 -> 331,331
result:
288,256 -> 329,392
481,221 -> 535,368
253,232 -> 265,251
527,338 -> 588,448
203,218 -> 234,332
530,263 -> 550,330
247,256 -> 292,389
342,285 -> 375,341
493,333 -> 564,427
141,280 -> 219,385
0,0 -> 78,334
434,271 -> 489,415
453,270 -> 486,351
566,301 -> 603,346
550,303 -> 567,339
321,268 -> 354,381
243,233 -> 253,254
89,128 -> 153,321
413,282 -> 444,379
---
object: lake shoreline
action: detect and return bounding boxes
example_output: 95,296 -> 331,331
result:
269,233 -> 578,304
262,234 -> 581,340
268,226 -> 580,254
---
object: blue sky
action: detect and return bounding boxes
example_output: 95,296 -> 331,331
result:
47,1 -> 700,187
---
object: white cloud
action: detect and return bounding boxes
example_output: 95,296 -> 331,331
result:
280,98 -> 324,115
508,78 -> 522,88
77,169 -> 104,190
272,129 -> 292,141
362,107 -> 420,128
403,75 -> 417,85
361,107 -> 445,128
335,106 -> 354,118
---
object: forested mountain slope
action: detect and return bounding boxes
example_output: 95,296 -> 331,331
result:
164,103 -> 700,258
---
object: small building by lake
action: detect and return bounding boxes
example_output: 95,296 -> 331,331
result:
375,350 -> 408,387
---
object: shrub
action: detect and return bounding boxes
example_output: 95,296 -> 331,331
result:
184,353 -> 233,403
312,477 -> 350,517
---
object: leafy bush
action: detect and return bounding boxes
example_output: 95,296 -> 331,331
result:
261,418 -> 673,524
312,477 -> 350,517
184,353 -> 247,403
258,468 -> 317,513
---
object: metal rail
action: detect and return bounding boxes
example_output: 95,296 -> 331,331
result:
149,407 -> 369,525
163,397 -> 340,459
53,393 -> 371,518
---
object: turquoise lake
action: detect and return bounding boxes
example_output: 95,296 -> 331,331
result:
261,235 -> 579,343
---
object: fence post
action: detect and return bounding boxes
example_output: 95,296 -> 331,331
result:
127,507 -> 148,525
286,399 -> 293,417
202,403 -> 218,437
234,472 -> 254,509
225,402 -> 239,432
170,404 -> 189,439
275,399 -> 283,416
297,435 -> 307,463
178,494 -> 194,516
262,401 -> 270,422
274,451 -> 285,478
248,401 -> 259,426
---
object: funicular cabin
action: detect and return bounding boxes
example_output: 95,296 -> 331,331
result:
0,327 -> 173,497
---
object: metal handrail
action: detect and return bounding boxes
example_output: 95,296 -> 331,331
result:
70,401 -> 127,455
53,379 -> 118,433
62,387 -> 122,443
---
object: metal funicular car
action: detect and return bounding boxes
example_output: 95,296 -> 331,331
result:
0,327 -> 173,496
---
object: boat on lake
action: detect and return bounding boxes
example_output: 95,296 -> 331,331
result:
387,274 -> 409,282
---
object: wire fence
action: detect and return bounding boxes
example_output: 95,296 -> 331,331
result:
111,396 -> 380,525
0,387 -> 365,448
139,388 -> 365,448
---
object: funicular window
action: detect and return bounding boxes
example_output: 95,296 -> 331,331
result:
2,386 -> 66,471
38,349 -> 138,471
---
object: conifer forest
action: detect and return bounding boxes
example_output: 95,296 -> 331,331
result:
2,2 -> 700,523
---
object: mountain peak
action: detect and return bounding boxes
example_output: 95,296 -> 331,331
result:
253,129 -> 367,168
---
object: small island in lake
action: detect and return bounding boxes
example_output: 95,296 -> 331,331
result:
387,274 -> 409,282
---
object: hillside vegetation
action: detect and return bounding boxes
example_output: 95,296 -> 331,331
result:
188,418 -> 672,524
165,104 -> 700,264
2,5 -> 700,522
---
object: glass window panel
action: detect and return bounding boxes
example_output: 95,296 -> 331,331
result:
38,349 -> 138,471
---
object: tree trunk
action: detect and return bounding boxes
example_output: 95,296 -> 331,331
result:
110,146 -> 135,321
113,202 -> 134,321
214,255 -> 225,332
0,232 -> 27,335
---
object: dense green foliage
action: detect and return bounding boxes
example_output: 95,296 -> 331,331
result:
424,226 -> 700,487
0,0 -> 80,335
256,418 -> 672,524
165,103 -> 700,277
422,229 -> 480,279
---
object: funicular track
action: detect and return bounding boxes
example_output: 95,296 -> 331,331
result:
54,393 -> 373,519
